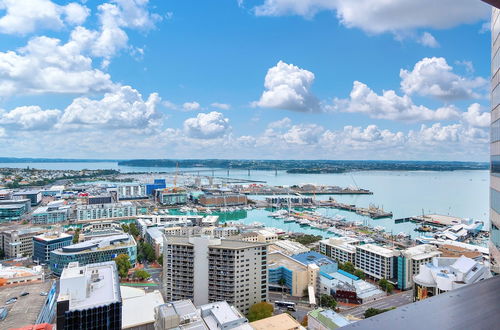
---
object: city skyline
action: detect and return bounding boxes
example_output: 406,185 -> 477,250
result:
0,0 -> 492,160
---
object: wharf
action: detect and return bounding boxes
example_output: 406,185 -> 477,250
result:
317,200 -> 393,219
394,214 -> 463,227
237,186 -> 372,195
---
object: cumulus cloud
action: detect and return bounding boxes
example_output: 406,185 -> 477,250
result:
332,81 -> 460,122
0,106 -> 60,130
253,61 -> 320,112
183,111 -> 230,139
0,35 -> 115,97
400,57 -> 487,101
58,85 -> 162,130
252,0 -> 489,34
283,124 -> 324,145
0,0 -> 89,35
462,103 -> 490,128
211,102 -> 231,110
182,101 -> 201,111
418,32 -> 439,48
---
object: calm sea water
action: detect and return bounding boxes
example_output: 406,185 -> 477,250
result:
0,162 -> 489,235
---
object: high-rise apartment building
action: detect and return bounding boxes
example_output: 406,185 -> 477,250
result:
491,6 -> 500,274
163,236 -> 268,314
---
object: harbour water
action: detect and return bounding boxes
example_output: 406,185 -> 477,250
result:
0,162 -> 489,236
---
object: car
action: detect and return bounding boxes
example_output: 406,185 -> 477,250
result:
40,292 -> 48,296
5,297 -> 17,304
20,292 -> 29,297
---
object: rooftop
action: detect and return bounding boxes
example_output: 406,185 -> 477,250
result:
54,234 -> 135,255
165,235 -> 268,249
270,240 -> 309,255
356,244 -> 397,258
34,231 -> 72,242
309,308 -> 352,328
0,281 -> 54,329
249,313 -> 301,330
341,276 -> 500,330
292,251 -> 336,268
122,289 -> 164,329
58,261 -> 121,311
268,252 -> 308,272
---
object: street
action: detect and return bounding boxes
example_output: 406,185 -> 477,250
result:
341,290 -> 414,319
269,292 -> 312,323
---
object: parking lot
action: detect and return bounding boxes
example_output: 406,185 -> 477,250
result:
0,281 -> 53,329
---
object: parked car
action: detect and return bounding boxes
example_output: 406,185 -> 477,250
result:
40,292 -> 48,296
5,297 -> 17,304
20,292 -> 29,297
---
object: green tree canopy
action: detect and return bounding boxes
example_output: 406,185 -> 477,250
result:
157,253 -> 163,266
114,254 -> 132,278
129,223 -> 140,237
378,278 -> 394,293
320,294 -> 337,309
247,302 -> 274,322
133,269 -> 151,280
364,307 -> 394,318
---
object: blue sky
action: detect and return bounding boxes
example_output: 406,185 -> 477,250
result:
0,0 -> 492,160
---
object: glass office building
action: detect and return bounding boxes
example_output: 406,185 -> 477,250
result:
50,234 -> 137,276
491,7 -> 500,274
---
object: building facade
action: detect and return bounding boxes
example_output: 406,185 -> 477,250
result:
32,206 -> 70,224
0,203 -> 29,222
50,234 -> 137,276
319,237 -> 361,264
13,190 -> 42,206
163,236 -> 268,314
354,244 -> 397,281
117,184 -> 147,200
198,193 -> 247,207
397,244 -> 441,290
491,6 -> 500,274
76,202 -> 137,221
33,232 -> 73,264
0,227 -> 46,258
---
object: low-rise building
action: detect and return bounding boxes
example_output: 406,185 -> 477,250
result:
32,204 -> 70,224
80,221 -> 125,240
0,227 -> 46,258
308,308 -> 354,330
155,189 -> 188,205
413,256 -> 492,301
249,313 -> 301,330
12,190 -> 42,206
319,237 -> 361,264
57,261 -> 122,330
319,269 -> 385,304
76,202 -> 137,221
117,184 -> 147,200
0,203 -> 29,222
120,287 -> 164,330
154,299 -> 251,330
0,265 -> 44,286
397,244 -> 442,290
50,234 -> 137,276
269,240 -> 309,256
198,193 -> 247,207
354,244 -> 398,281
33,232 -> 73,264
256,229 -> 278,243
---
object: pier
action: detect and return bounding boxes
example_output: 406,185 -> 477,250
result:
317,199 -> 393,219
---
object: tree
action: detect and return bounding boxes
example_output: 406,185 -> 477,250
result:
320,294 -> 337,309
129,223 -> 140,237
157,253 -> 163,266
133,269 -> 151,280
114,254 -> 131,278
138,241 -> 156,263
72,228 -> 80,244
354,269 -> 365,280
378,278 -> 394,293
247,302 -> 274,322
364,307 -> 394,318
122,224 -> 130,233
301,315 -> 308,327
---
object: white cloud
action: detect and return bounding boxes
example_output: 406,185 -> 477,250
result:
400,57 -> 487,101
418,32 -> 439,48
182,101 -> 201,111
253,60 -> 320,112
0,105 -> 60,130
462,103 -> 490,128
283,124 -> 324,145
332,81 -> 460,122
253,0 -> 489,34
211,102 -> 231,110
0,126 -> 5,137
0,0 -> 89,35
0,35 -> 115,97
58,85 -> 162,130
183,111 -> 230,139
